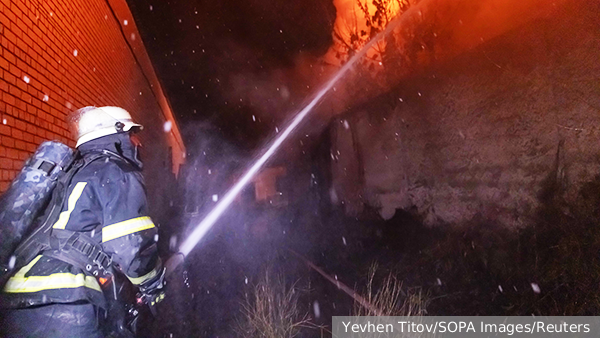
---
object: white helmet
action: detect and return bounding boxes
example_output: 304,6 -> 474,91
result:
68,106 -> 143,147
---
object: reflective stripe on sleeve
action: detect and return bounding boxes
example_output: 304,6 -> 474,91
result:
127,264 -> 160,285
52,182 -> 88,229
102,216 -> 155,243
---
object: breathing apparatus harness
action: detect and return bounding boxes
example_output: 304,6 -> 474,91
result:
9,149 -> 125,283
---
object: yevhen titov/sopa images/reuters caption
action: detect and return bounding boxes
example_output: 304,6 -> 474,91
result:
333,317 -> 598,337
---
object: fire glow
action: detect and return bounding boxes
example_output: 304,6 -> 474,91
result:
327,0 -> 564,76
330,0 -> 405,60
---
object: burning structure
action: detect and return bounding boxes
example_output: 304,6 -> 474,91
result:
326,0 -> 600,227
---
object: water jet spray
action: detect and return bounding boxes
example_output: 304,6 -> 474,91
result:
166,3 -> 423,274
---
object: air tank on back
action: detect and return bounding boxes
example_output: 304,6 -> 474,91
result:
0,141 -> 74,272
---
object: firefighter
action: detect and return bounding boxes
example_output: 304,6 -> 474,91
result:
0,106 -> 165,337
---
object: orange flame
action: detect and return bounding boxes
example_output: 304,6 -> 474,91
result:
326,0 -> 566,74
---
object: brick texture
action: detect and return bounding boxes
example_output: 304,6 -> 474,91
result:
0,0 -> 185,205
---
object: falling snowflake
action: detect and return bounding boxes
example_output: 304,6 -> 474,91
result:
163,121 -> 172,132
275,127 -> 279,133
154,234 -> 159,242
212,194 -> 218,202
23,75 -> 30,83
2,119 -> 7,125
130,33 -> 136,41
245,277 -> 248,284
531,283 -> 541,294
252,115 -> 256,122
343,120 -> 350,130
149,5 -> 153,10
498,285 -> 503,292
169,236 -> 178,251
436,278 -> 443,286
43,94 -> 49,102
8,256 -> 16,269
342,237 -> 347,245
123,20 -> 128,25
313,301 -> 321,318
66,102 -> 72,109
73,50 -> 78,56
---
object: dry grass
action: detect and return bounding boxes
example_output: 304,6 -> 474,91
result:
354,263 -> 429,317
237,271 -> 319,338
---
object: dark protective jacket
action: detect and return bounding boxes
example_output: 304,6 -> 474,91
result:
1,133 -> 161,309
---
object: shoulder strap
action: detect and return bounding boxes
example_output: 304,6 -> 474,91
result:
39,151 -> 126,277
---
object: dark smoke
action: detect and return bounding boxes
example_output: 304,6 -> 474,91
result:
127,0 -> 336,148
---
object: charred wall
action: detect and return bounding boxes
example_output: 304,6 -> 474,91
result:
331,0 -> 600,227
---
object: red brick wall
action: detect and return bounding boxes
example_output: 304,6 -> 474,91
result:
0,0 -> 185,196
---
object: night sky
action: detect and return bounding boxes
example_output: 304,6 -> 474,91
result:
126,0 -> 337,149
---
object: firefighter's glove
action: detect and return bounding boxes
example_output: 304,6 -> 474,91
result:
137,267 -> 166,308
137,289 -> 165,307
